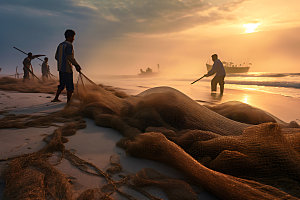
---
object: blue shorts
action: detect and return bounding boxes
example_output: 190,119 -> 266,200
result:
58,72 -> 74,92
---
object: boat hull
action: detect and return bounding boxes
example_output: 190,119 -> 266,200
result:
206,64 -> 249,74
138,72 -> 159,76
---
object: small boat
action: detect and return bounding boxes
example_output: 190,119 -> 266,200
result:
138,65 -> 160,76
206,61 -> 250,73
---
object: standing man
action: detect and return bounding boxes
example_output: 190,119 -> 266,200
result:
41,57 -> 50,81
23,52 -> 44,81
52,29 -> 81,103
204,54 -> 226,95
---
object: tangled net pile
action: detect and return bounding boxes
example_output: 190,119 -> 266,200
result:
0,75 -> 300,199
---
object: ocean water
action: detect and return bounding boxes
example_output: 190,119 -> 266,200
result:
225,72 -> 300,98
92,72 -> 300,99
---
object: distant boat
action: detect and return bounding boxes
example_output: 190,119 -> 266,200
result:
138,64 -> 160,76
206,61 -> 251,74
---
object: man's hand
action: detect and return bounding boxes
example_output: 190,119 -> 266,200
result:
75,65 -> 81,72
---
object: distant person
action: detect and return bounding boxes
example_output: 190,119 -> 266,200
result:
204,54 -> 226,95
23,52 -> 44,81
146,67 -> 152,73
42,57 -> 50,81
52,29 -> 81,103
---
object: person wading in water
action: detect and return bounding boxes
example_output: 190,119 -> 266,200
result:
204,54 -> 226,95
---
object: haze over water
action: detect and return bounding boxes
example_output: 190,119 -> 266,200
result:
93,72 -> 300,99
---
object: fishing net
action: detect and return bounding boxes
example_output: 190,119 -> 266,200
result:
1,74 -> 300,199
0,77 -> 58,94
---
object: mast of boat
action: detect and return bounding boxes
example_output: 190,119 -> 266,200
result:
15,66 -> 20,79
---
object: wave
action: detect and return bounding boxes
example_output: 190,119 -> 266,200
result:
226,80 -> 300,89
227,73 -> 300,78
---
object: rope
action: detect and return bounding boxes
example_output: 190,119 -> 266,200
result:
79,73 -> 85,89
80,72 -> 98,86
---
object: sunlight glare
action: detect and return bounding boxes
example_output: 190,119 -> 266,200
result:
243,23 -> 260,33
242,95 -> 249,104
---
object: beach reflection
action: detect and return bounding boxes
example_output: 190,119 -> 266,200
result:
210,92 -> 223,102
242,94 -> 248,104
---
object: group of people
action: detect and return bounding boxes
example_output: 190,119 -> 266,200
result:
21,29 -> 225,104
139,67 -> 153,74
23,54 -> 51,81
22,29 -> 81,103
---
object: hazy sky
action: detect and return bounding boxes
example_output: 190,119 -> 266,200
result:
1,0 -> 300,76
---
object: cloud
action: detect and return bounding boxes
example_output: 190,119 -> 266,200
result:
0,0 -> 248,35
90,0 -> 238,34
0,0 -> 249,73
218,0 -> 248,11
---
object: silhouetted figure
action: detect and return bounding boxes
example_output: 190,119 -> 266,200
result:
52,29 -> 81,103
146,67 -> 152,73
23,52 -> 44,81
204,54 -> 226,95
42,57 -> 50,81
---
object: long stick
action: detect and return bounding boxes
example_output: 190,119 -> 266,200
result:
13,46 -> 44,62
27,66 -> 41,81
191,75 -> 205,84
13,46 -> 28,56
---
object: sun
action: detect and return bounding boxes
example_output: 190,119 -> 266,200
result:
243,23 -> 260,33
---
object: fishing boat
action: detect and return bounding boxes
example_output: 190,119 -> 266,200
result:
138,64 -> 160,76
206,61 -> 251,73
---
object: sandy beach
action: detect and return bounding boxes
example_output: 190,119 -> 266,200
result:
0,76 -> 300,200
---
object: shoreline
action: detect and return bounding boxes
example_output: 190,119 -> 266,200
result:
1,79 -> 299,122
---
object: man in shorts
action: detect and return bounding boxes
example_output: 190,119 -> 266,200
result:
52,29 -> 81,103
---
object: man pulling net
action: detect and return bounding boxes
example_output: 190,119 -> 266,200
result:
23,52 -> 45,81
52,29 -> 81,103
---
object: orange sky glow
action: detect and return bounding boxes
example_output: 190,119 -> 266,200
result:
1,0 -> 300,76
84,0 -> 300,76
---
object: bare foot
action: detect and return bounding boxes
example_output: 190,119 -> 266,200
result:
51,99 -> 62,102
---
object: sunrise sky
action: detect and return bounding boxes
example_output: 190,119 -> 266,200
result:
0,0 -> 300,76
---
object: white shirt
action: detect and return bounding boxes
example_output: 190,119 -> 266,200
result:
207,59 -> 226,77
